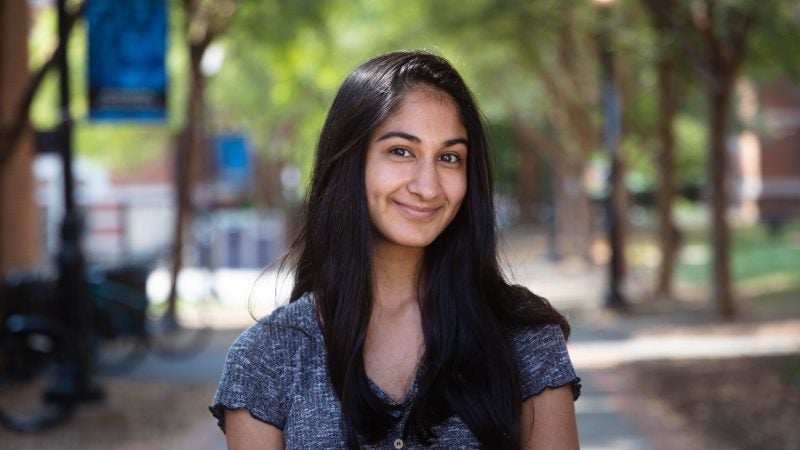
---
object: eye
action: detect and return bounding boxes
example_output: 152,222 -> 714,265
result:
439,153 -> 462,164
389,147 -> 412,157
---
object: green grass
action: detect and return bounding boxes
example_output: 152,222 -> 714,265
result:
675,222 -> 800,288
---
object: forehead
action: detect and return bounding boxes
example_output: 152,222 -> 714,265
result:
395,86 -> 458,113
373,87 -> 465,136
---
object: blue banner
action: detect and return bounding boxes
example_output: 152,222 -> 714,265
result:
85,0 -> 168,121
215,133 -> 253,191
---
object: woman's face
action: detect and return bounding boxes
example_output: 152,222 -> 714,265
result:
364,86 -> 468,251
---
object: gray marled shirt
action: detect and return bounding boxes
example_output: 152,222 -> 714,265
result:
210,294 -> 580,449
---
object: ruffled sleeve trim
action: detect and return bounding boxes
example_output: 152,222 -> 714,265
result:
523,376 -> 582,402
208,403 -> 285,433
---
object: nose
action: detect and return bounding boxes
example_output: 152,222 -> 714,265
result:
408,159 -> 441,201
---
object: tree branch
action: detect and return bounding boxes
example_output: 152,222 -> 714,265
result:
0,1 -> 86,170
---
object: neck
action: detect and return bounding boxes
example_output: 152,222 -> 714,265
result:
371,239 -> 424,314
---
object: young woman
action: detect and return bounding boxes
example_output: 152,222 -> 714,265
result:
211,50 -> 581,449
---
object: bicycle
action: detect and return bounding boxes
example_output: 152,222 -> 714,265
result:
0,264 -> 210,432
0,312 -> 79,432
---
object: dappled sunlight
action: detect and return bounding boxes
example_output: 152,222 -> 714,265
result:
572,303 -> 800,448
569,328 -> 800,369
569,282 -> 800,370
679,244 -> 709,266
145,267 -> 293,329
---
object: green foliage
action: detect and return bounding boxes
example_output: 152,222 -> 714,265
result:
746,1 -> 800,81
24,0 -> 800,195
673,113 -> 707,187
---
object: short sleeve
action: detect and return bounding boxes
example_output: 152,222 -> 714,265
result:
513,324 -> 581,401
209,322 -> 293,431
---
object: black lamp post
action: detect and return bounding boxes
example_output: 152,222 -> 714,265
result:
594,0 -> 627,309
47,0 -> 103,405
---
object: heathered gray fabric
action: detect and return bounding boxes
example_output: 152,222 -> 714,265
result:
210,294 -> 580,449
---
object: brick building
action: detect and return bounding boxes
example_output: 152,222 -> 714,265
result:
759,78 -> 800,223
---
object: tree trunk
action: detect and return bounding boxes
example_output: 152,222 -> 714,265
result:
640,0 -> 752,316
516,148 -> 538,225
164,8 -> 209,327
655,57 -> 679,297
0,0 -> 40,276
608,153 -> 628,285
552,161 -> 592,263
708,83 -> 735,318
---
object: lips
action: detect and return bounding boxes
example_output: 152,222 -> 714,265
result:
393,200 -> 441,220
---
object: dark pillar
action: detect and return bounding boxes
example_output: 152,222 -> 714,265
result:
597,6 -> 627,309
48,0 -> 103,404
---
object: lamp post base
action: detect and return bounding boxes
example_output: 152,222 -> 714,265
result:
604,289 -> 628,310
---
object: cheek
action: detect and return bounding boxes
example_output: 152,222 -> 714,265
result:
365,176 -> 386,203
363,160 -> 382,205
449,173 -> 468,208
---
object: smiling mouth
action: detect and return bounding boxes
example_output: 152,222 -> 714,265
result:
394,200 -> 441,220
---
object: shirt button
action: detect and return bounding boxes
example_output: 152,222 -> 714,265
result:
394,438 -> 404,449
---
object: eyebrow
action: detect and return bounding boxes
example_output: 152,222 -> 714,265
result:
376,131 -> 468,148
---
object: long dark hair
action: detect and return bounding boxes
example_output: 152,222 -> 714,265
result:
287,50 -> 570,449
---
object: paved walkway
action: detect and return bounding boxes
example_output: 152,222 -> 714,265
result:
505,233 -> 799,450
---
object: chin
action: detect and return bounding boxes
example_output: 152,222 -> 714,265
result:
377,232 -> 437,250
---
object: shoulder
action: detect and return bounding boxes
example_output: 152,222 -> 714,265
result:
223,294 -> 320,384
259,293 -> 319,335
211,294 -> 321,431
232,294 -> 320,354
510,324 -> 581,401
223,294 -> 321,375
510,323 -> 567,355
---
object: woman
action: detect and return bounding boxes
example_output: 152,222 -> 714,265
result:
211,50 -> 580,449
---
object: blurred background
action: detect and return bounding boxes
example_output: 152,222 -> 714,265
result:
1,0 -> 799,449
